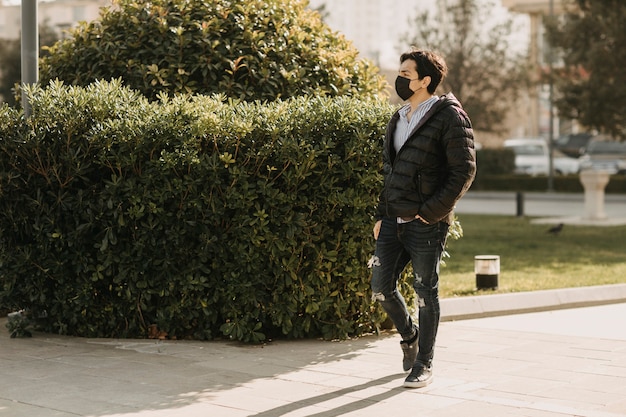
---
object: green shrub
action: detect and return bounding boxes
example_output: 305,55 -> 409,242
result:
471,174 -> 626,193
475,148 -> 515,175
0,80 -> 396,342
39,0 -> 386,102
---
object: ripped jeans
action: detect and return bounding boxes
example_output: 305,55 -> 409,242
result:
370,217 -> 449,366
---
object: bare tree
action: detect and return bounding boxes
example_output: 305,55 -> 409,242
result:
401,0 -> 529,133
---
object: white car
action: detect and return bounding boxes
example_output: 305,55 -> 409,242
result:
504,138 -> 580,176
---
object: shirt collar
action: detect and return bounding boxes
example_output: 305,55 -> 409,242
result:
399,95 -> 439,118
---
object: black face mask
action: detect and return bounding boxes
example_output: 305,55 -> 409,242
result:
395,76 -> 416,101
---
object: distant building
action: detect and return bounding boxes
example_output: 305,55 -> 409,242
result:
0,0 -> 110,40
308,0 -> 422,71
501,0 -> 577,138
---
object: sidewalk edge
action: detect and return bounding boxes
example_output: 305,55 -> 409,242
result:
440,283 -> 626,321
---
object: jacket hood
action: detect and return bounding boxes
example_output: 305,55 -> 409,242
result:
436,92 -> 462,110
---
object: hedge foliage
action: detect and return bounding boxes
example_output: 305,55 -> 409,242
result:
471,173 -> 626,193
0,80 -> 398,342
475,148 -> 515,176
39,0 -> 386,102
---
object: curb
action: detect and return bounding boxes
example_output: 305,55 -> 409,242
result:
440,283 -> 626,321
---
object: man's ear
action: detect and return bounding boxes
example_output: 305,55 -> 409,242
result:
422,75 -> 432,89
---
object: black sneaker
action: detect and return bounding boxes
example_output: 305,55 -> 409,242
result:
400,327 -> 419,372
403,363 -> 433,388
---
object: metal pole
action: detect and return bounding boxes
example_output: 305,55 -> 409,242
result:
21,0 -> 39,118
516,192 -> 525,217
547,0 -> 555,191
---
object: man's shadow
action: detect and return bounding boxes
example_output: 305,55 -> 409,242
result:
248,372 -> 407,417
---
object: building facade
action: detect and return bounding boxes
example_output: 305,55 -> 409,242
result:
0,0 -> 109,40
501,0 -> 578,138
308,0 -> 423,72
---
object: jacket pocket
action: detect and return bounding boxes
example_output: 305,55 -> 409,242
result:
415,172 -> 425,202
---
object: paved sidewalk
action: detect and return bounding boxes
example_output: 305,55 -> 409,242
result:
2,297 -> 626,417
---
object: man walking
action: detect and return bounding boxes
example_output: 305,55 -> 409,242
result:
370,48 -> 476,388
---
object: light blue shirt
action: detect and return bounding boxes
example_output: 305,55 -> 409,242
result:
393,96 -> 439,223
393,96 -> 440,153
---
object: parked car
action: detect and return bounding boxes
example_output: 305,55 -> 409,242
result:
578,139 -> 626,174
555,133 -> 594,158
504,138 -> 580,176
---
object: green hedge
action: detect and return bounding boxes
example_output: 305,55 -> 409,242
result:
475,148 -> 515,175
0,80 -> 398,342
472,174 -> 626,193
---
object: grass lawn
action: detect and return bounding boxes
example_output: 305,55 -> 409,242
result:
439,214 -> 626,298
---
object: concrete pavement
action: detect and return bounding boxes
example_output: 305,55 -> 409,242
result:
2,294 -> 626,417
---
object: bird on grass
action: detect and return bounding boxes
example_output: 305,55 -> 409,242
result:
547,223 -> 564,236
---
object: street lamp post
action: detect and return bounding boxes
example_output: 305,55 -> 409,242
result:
21,0 -> 38,118
547,0 -> 555,191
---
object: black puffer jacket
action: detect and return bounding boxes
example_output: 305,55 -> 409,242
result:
376,93 -> 476,225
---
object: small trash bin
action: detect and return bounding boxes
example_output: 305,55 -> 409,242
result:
475,255 -> 499,290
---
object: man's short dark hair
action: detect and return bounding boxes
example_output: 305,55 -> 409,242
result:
400,49 -> 448,95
